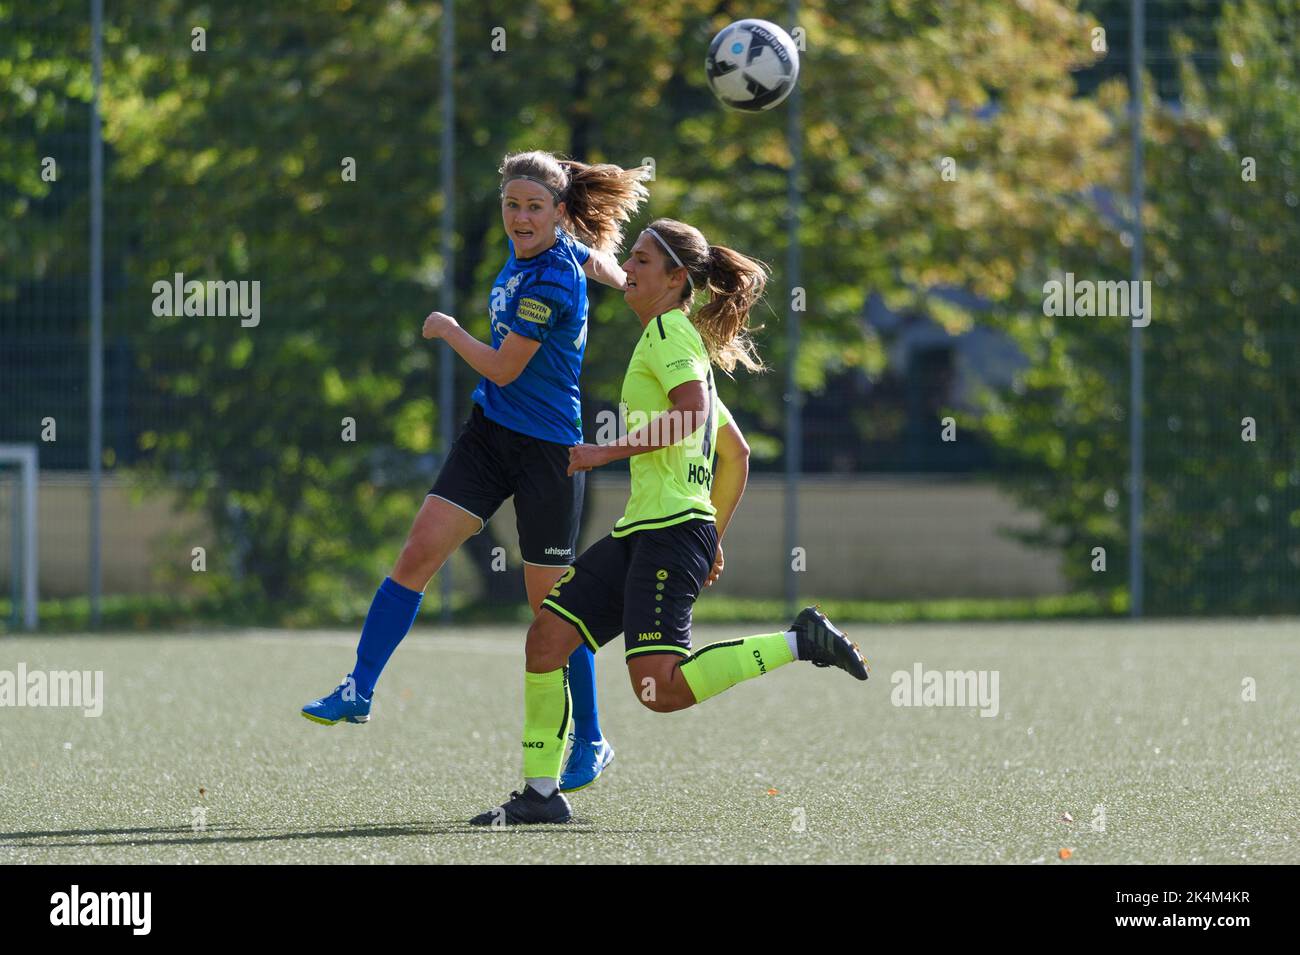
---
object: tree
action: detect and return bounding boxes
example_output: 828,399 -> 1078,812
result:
8,0 -> 1123,617
0,1 -> 97,469
979,0 -> 1299,613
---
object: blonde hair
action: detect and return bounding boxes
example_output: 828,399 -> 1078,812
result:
499,151 -> 651,255
643,218 -> 768,374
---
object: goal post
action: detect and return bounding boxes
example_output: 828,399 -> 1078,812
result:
0,444 -> 38,631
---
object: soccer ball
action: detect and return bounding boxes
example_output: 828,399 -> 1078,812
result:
705,19 -> 800,112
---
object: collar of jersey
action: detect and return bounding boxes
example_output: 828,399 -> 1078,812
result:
650,307 -> 688,329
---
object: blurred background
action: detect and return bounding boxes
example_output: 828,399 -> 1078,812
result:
2,0 -> 1296,632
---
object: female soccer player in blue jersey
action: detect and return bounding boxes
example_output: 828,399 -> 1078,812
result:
302,151 -> 649,793
468,218 -> 869,825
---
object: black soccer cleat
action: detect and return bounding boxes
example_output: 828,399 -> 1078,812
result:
790,606 -> 869,681
469,785 -> 573,826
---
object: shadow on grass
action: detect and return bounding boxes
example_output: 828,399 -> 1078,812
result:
1,819 -> 705,848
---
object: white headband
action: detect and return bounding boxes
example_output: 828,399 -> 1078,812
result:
643,227 -> 692,290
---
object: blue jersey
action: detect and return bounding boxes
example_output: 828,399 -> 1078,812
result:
472,227 -> 591,445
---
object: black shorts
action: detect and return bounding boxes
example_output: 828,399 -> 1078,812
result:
428,404 -> 584,566
540,519 -> 718,661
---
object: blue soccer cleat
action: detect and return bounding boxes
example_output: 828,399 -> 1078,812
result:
301,676 -> 372,725
558,734 -> 615,793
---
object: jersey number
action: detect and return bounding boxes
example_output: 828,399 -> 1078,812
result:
548,566 -> 576,598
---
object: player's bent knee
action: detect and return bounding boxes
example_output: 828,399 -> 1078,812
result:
524,616 -> 550,669
525,611 -> 579,672
637,692 -> 685,714
637,687 -> 693,713
628,657 -> 694,713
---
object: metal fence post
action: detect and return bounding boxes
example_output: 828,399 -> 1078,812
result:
783,0 -> 803,617
1129,0 -> 1145,617
439,0 -> 456,623
89,0 -> 105,628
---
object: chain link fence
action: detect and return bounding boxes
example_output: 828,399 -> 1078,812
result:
3,1 -> 1295,628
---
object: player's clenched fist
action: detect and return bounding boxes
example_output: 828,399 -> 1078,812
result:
422,311 -> 459,339
567,443 -> 613,476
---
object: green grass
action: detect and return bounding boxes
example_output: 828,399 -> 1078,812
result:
1,619 -> 1297,863
1,589 -> 1124,633
688,591 -> 1124,623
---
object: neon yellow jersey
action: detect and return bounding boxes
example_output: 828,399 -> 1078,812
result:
613,308 -> 732,537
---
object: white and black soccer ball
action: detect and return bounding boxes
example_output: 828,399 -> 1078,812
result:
705,18 -> 800,112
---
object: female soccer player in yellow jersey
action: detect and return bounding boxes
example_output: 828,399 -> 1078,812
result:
470,218 -> 870,825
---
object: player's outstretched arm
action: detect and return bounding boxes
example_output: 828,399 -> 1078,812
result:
582,248 -> 628,291
422,311 -> 541,386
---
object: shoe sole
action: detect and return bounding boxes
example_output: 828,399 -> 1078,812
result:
806,607 -> 870,681
559,748 -> 615,794
470,816 -> 573,826
300,711 -> 369,725
469,807 -> 574,826
844,640 -> 870,680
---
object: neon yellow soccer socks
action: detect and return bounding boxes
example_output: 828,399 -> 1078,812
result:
678,631 -> 795,704
522,667 -> 571,781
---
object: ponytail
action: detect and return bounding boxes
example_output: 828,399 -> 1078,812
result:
639,218 -> 769,374
557,159 -> 652,255
694,245 -> 768,374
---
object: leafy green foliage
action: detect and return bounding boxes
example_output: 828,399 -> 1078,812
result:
978,0 -> 1299,613
6,1 -> 1291,617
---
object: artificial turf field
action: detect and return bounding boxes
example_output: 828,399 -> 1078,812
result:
1,619 -> 1296,864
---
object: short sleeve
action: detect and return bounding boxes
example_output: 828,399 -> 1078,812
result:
507,271 -> 575,342
647,315 -> 710,394
568,234 -> 592,266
